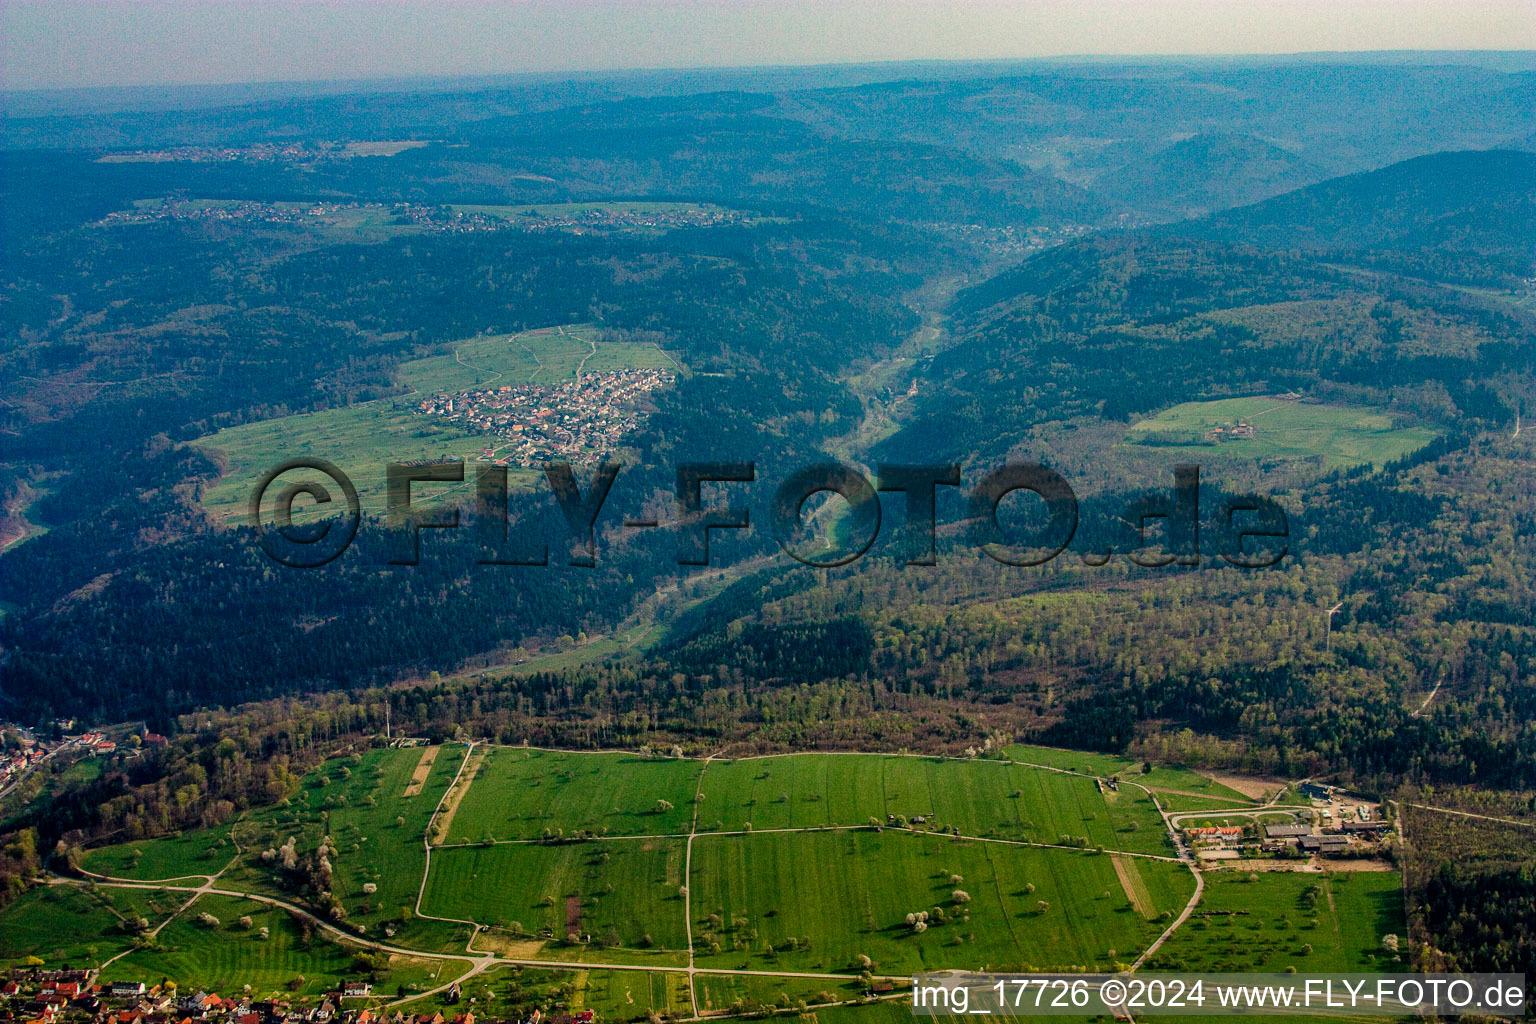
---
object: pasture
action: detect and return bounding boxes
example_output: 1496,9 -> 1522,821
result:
414,963 -> 693,1021
1125,397 -> 1437,471
698,754 -> 1172,856
99,892 -> 462,999
689,829 -> 1193,974
82,824 -> 237,881
220,746 -> 465,937
695,972 -> 862,1013
421,838 -> 689,950
0,883 -> 178,968
1144,870 -> 1405,973
446,748 -> 702,842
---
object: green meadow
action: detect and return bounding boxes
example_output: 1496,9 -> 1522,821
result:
421,838 -> 689,950
1126,397 -> 1437,471
690,829 -> 1194,975
11,743 -> 1418,1016
1144,869 -> 1406,973
98,892 -> 464,1000
405,963 -> 693,1021
699,754 -> 1173,856
82,824 -> 238,881
695,972 -> 862,1014
444,748 -> 702,842
226,746 -> 465,937
0,883 -> 181,968
197,325 -> 678,522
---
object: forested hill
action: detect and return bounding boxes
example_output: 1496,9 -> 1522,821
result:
1089,131 -> 1324,219
1163,149 -> 1536,283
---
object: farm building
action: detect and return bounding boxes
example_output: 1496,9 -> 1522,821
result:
1299,835 -> 1350,855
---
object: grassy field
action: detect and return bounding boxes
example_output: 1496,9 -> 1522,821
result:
690,830 -> 1193,975
18,745 -> 1416,1016
197,324 -> 677,522
99,893 -> 464,1000
225,746 -> 465,936
699,754 -> 1173,856
1125,397 -> 1437,471
1002,745 -> 1254,802
0,883 -> 181,968
1156,793 -> 1264,814
421,838 -> 688,950
1144,870 -> 1405,973
82,824 -> 237,881
407,963 -> 693,1021
695,972 -> 863,1013
446,748 -> 702,843
82,747 -> 470,950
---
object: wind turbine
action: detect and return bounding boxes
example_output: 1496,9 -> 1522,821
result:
1325,602 -> 1344,652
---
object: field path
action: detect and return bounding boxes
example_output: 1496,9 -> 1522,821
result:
1128,790 -> 1204,972
1407,802 -> 1536,829
683,754 -> 718,1018
518,340 -> 546,383
575,336 -> 598,378
415,743 -> 482,934
402,744 -> 441,797
454,345 -> 503,386
430,745 -> 487,845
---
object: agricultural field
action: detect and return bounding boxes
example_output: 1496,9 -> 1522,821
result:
1125,397 -> 1437,471
81,823 -> 238,881
421,838 -> 688,951
1002,745 -> 1255,801
227,746 -> 464,935
690,829 -> 1194,975
443,748 -> 702,843
409,963 -> 693,1021
700,754 -> 1173,856
8,743 -> 1416,1017
1155,793 -> 1263,815
0,883 -> 181,968
695,972 -> 863,1014
197,324 -> 679,522
1143,870 -> 1406,973
99,893 -> 464,1000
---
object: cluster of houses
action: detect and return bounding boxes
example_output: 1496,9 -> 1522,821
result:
2,971 -> 598,1024
0,725 -> 160,796
1183,781 -> 1392,860
100,197 -> 743,241
416,370 -> 674,466
1185,816 -> 1389,858
0,743 -> 50,793
1202,419 -> 1257,443
96,142 -> 381,165
394,204 -> 745,237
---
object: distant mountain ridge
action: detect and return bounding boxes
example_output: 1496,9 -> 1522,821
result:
1163,149 -> 1536,281
1090,131 -> 1325,218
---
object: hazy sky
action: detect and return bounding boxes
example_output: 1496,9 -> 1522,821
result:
5,0 -> 1536,92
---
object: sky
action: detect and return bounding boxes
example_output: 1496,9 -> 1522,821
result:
4,0 -> 1536,92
